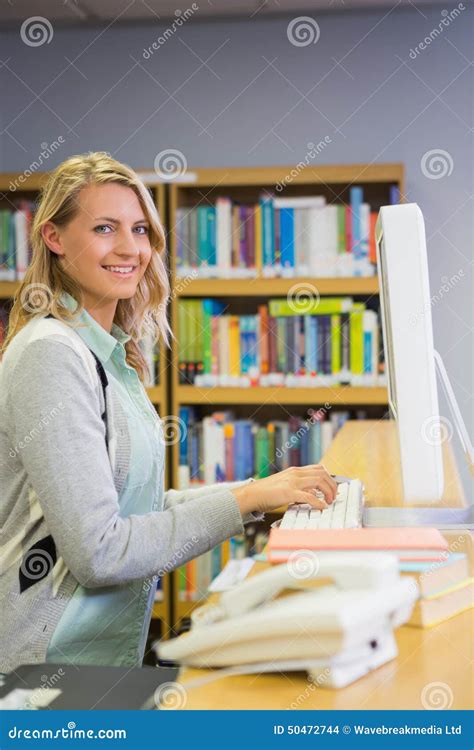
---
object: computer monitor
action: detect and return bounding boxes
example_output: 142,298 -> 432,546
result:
375,203 -> 444,503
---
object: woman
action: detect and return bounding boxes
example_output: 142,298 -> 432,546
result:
0,152 -> 337,672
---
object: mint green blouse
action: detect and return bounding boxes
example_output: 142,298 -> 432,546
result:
46,293 -> 164,667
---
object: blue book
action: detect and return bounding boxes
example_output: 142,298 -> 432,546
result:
363,330 -> 371,373
304,316 -> 312,373
211,545 -> 222,580
389,185 -> 400,205
243,421 -> 254,478
197,207 -> 217,267
279,207 -> 295,271
191,427 -> 200,480
259,196 -> 275,269
239,316 -> 249,374
234,421 -> 246,481
248,316 -> 258,370
350,186 -> 364,272
179,406 -> 190,465
299,315 -> 305,372
309,420 -> 322,463
197,207 -> 209,266
311,316 -> 319,374
207,207 -> 217,266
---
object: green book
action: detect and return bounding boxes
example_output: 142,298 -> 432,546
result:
331,314 -> 341,375
337,204 -> 346,254
350,303 -> 365,375
269,297 -> 353,316
255,426 -> 270,478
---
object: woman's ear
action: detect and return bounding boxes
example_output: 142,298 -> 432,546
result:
41,221 -> 65,257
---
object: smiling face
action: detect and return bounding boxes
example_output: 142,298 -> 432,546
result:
42,182 -> 153,328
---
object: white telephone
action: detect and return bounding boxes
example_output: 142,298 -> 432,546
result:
158,553 -> 418,689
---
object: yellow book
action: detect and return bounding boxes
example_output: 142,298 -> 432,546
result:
229,315 -> 240,376
331,314 -> 341,375
221,539 -> 231,568
407,577 -> 473,628
350,303 -> 364,375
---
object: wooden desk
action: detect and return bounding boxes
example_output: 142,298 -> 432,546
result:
321,420 -> 467,509
179,420 -> 473,710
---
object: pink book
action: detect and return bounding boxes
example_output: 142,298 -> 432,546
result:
268,527 -> 448,563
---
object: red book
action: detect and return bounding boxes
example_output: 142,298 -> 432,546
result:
268,527 -> 449,564
369,211 -> 378,265
258,304 -> 269,375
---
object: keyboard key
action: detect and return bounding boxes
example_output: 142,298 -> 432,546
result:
279,480 -> 364,530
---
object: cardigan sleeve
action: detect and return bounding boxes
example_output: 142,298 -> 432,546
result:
6,338 -> 247,589
164,480 -> 265,524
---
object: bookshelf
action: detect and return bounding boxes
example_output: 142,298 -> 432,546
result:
167,163 -> 404,625
0,171 -> 172,639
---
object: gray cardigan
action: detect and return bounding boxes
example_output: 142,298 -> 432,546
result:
0,316 -> 255,673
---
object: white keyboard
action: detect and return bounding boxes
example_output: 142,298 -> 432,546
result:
280,479 -> 364,530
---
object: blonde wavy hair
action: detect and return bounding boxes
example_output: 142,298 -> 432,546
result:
2,152 -> 173,383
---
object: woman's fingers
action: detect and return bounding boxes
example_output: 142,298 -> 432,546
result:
292,474 -> 337,502
293,491 -> 329,510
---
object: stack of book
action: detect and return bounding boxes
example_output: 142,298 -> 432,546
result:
178,407 -> 362,486
175,185 -> 399,279
178,297 -> 384,387
267,527 -> 473,628
0,202 -> 35,281
400,554 -> 473,628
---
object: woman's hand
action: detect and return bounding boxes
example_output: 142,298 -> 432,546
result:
231,465 -> 338,516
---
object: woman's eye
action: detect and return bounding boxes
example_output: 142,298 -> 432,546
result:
94,225 -> 112,234
134,226 -> 149,235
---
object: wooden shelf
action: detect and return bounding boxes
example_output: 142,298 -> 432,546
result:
169,163 -> 404,188
176,276 -> 379,297
175,385 -> 388,406
0,173 -> 47,192
175,599 -> 204,621
152,600 -> 167,619
0,281 -> 20,298
145,385 -> 164,407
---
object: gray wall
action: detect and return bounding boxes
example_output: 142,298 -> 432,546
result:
1,5 -> 472,488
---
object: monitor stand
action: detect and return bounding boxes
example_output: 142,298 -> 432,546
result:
364,350 -> 473,529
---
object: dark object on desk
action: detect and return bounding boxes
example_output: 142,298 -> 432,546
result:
0,663 -> 178,710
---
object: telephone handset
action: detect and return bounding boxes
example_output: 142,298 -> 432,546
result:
158,552 -> 418,689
